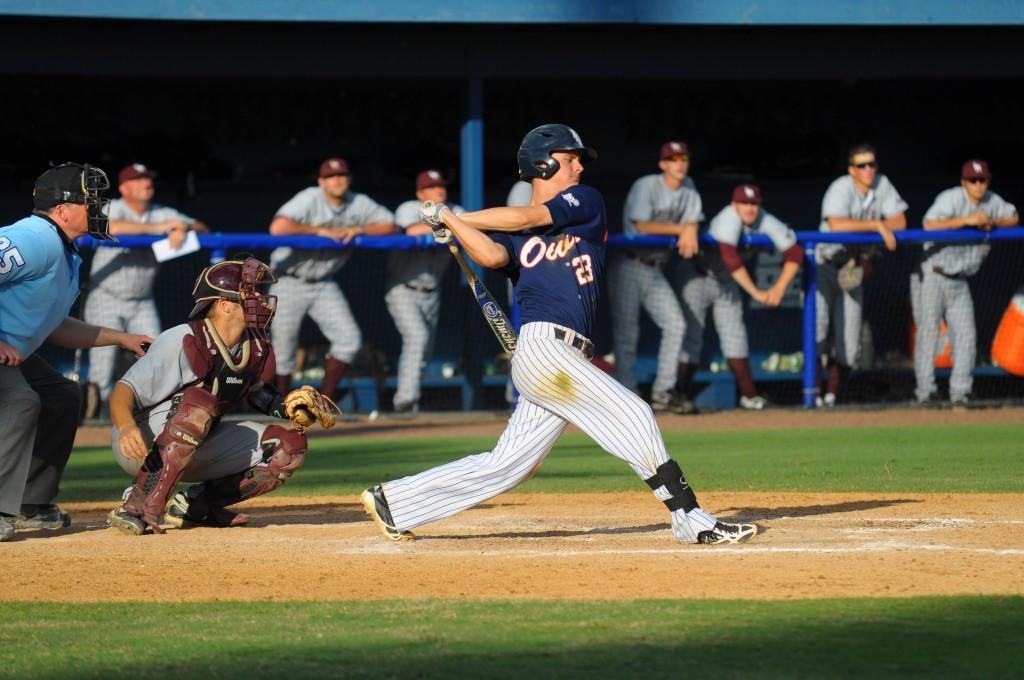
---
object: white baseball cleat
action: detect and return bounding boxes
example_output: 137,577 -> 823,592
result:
697,521 -> 758,545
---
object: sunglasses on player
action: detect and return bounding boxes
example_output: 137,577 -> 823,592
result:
852,161 -> 877,169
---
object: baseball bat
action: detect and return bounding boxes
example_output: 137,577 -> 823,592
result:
447,242 -> 518,354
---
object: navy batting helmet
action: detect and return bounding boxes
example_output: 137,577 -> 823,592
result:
517,124 -> 597,181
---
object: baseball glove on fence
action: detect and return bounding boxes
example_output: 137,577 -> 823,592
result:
283,385 -> 339,431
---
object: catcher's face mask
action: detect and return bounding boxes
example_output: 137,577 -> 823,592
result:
239,258 -> 278,340
189,257 -> 278,341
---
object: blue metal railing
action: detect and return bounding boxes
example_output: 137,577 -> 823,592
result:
78,226 -> 1024,409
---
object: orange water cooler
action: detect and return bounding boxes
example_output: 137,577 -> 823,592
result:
909,321 -> 954,369
992,292 -> 1024,376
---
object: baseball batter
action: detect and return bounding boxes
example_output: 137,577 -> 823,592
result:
914,159 -> 1018,405
106,258 -> 333,534
85,163 -> 208,408
360,124 -> 757,546
268,158 -> 394,399
816,144 -> 907,406
678,184 -> 802,410
385,170 -> 464,413
608,140 -> 701,414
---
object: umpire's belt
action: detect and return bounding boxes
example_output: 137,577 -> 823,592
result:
932,266 -> 969,280
553,327 -> 595,359
624,250 -> 662,267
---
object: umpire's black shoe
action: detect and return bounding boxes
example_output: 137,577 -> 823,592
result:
697,521 -> 758,545
360,485 -> 415,541
15,504 -> 71,530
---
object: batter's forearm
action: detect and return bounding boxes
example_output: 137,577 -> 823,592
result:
457,205 -> 552,232
444,212 -> 510,268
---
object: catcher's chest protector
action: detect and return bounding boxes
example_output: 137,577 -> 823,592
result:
185,319 -> 272,411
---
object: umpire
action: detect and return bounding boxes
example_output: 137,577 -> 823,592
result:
0,163 -> 153,541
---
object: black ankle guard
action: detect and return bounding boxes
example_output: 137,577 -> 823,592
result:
644,460 -> 699,512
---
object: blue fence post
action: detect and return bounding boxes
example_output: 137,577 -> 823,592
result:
460,77 -> 484,212
801,241 -> 819,408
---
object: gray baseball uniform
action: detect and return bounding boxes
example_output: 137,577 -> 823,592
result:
111,324 -> 268,480
85,199 -> 196,400
681,205 -> 797,361
385,200 -> 464,409
816,174 -> 908,367
914,187 -> 1017,401
269,187 -> 394,374
608,174 -> 701,397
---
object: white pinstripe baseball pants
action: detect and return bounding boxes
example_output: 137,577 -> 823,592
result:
84,289 -> 162,400
607,257 -> 686,395
382,321 -> 719,543
270,276 -> 361,374
385,284 -> 441,407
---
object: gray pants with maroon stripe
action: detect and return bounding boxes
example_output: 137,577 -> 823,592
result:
270,276 -> 361,374
680,274 -> 748,361
385,283 -> 441,408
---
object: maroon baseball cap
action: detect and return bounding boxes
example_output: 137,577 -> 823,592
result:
961,159 -> 992,180
416,169 -> 447,191
660,140 -> 690,160
732,183 -> 762,204
319,158 -> 350,177
118,163 -> 155,184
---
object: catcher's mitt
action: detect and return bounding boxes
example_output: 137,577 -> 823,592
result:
283,385 -> 339,431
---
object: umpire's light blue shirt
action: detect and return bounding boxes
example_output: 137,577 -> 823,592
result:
0,214 -> 82,356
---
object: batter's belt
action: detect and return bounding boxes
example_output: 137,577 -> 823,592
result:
553,326 -> 595,359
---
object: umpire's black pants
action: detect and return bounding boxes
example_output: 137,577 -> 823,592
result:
0,354 -> 81,514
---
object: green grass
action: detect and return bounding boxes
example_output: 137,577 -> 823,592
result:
1,597 -> 1021,679
62,423 -> 1024,503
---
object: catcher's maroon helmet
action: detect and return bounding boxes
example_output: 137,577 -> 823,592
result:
189,258 -> 277,338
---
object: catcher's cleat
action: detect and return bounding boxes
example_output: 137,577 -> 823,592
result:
360,486 -> 415,542
14,504 -> 72,530
165,492 -> 249,529
697,521 -> 758,545
107,506 -> 148,536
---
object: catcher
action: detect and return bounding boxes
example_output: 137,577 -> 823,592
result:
107,257 -> 337,535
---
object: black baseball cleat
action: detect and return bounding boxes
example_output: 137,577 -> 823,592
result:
360,485 -> 415,541
697,521 -> 758,545
165,491 -> 249,529
14,504 -> 71,530
107,506 -> 147,536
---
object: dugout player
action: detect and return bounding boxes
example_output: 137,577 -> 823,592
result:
608,141 -> 701,414
385,170 -> 465,414
360,124 -> 757,546
677,184 -> 803,410
0,164 -> 153,542
84,163 -> 209,413
816,144 -> 907,406
268,158 -> 395,400
107,257 -> 314,534
913,160 -> 1018,406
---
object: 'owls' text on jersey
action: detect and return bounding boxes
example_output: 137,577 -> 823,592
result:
489,184 -> 606,338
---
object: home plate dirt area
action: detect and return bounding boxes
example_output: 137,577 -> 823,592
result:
4,491 -> 1022,602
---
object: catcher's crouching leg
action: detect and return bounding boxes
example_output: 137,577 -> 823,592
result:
119,387 -> 219,534
167,425 -> 307,529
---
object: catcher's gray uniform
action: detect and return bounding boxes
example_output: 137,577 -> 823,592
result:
681,205 -> 797,362
112,324 -> 271,480
914,187 -> 1017,401
816,174 -> 908,367
608,174 -> 701,397
269,187 -> 394,375
385,200 -> 464,409
85,199 -> 196,400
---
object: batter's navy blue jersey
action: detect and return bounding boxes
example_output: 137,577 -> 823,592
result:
489,184 -> 606,338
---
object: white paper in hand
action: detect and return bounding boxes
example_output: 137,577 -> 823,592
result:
151,230 -> 201,262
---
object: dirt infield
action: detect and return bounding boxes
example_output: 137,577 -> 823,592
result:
9,407 -> 1018,603
5,491 -> 1023,602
